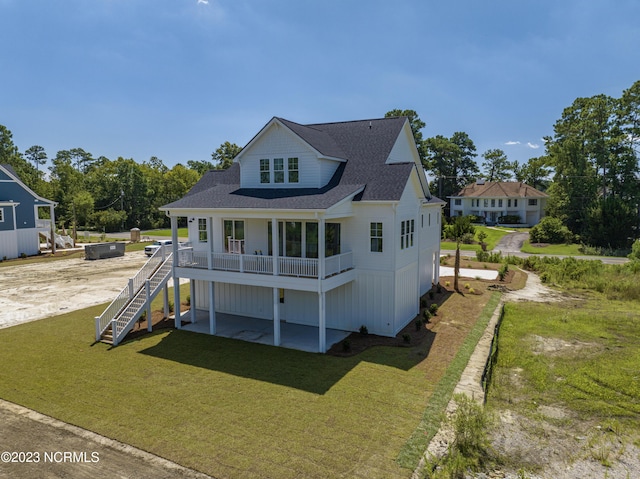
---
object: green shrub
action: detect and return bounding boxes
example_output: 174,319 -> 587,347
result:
628,239 -> 640,262
421,299 -> 427,308
402,333 -> 411,343
497,214 -> 520,224
461,232 -> 475,244
415,319 -> 423,331
185,294 -> 191,306
342,339 -> 351,352
498,263 -> 509,281
476,250 -> 503,263
423,309 -> 431,322
429,303 -> 439,315
359,325 -> 368,335
428,291 -> 434,300
529,217 -> 573,244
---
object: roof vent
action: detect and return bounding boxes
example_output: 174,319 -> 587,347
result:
476,179 -> 485,185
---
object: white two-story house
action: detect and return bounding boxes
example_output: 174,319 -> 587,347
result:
449,180 -> 548,226
161,116 -> 444,352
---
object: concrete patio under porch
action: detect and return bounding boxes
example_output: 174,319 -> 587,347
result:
177,310 -> 351,353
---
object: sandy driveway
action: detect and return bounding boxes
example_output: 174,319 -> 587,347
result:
0,252 -> 149,329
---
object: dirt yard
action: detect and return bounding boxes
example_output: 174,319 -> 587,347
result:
0,252 -> 149,329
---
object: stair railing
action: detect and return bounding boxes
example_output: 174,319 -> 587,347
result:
94,245 -> 171,341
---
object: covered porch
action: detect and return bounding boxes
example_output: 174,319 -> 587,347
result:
178,309 -> 350,353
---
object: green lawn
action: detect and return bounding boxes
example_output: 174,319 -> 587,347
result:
0,288 -> 501,478
144,227 -> 188,238
441,226 -> 510,252
520,240 -> 583,255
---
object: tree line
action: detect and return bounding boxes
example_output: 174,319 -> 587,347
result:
1,80 -> 638,248
389,79 -> 640,250
0,126 -> 241,233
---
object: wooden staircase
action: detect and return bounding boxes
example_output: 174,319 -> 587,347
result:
95,247 -> 173,345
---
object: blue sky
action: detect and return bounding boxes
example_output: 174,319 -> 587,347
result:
2,0 -> 639,170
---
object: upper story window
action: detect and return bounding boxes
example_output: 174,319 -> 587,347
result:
400,219 -> 414,250
288,157 -> 299,183
507,199 -> 511,207
260,159 -> 270,183
198,218 -> 207,242
491,199 -> 496,207
274,158 -> 284,183
528,199 -> 538,206
483,199 -> 488,208
259,157 -> 299,184
514,199 -> 518,207
0,208 -> 3,222
498,199 -> 503,207
370,222 -> 383,253
454,198 -> 461,206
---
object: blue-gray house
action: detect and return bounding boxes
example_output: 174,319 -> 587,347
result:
0,164 -> 56,259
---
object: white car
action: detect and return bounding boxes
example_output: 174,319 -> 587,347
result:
144,239 -> 172,256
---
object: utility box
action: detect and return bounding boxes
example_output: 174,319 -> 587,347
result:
85,242 -> 126,260
130,228 -> 141,243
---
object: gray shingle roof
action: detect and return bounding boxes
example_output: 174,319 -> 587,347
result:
163,117 -> 438,211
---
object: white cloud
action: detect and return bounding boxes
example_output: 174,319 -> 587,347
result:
527,142 -> 540,149
504,141 -> 521,145
197,0 -> 209,4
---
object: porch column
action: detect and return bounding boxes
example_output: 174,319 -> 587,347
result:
209,281 -> 216,335
207,216 -> 214,270
318,215 -> 325,280
271,217 -> 278,276
318,291 -> 326,353
49,204 -> 56,254
163,285 -> 169,318
171,215 -> 181,329
190,279 -> 196,324
273,287 -> 281,346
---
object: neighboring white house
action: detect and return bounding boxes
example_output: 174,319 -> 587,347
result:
0,164 -> 56,260
449,180 -> 548,226
161,116 -> 445,352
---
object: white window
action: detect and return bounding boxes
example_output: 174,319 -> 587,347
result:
454,198 -> 461,206
370,222 -> 383,252
491,199 -> 496,207
273,158 -> 284,183
260,159 -> 270,183
498,199 -> 503,207
528,199 -> 538,206
514,199 -> 518,207
224,220 -> 245,253
484,199 -> 488,208
288,157 -> 299,183
198,218 -> 207,242
400,219 -> 415,250
507,199 -> 511,207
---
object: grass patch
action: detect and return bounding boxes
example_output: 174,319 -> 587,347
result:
441,226 -> 510,252
490,298 -> 640,422
0,280 -> 501,479
520,240 -> 583,255
397,292 -> 501,469
144,227 -> 188,238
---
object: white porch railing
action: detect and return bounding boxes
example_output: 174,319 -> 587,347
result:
177,249 -> 353,279
36,219 -> 51,229
95,245 -> 171,339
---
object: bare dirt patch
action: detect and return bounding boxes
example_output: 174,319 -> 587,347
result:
0,252 -> 149,329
